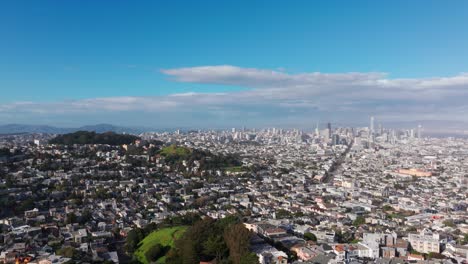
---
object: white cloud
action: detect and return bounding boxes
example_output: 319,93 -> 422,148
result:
162,65 -> 385,88
3,65 -> 468,127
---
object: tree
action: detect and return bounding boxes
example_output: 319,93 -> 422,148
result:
66,213 -> 78,224
203,234 -> 228,262
382,205 -> 393,211
175,239 -> 197,264
50,131 -> 139,145
462,233 -> 468,244
353,216 -> 365,227
304,232 -> 317,242
443,219 -> 455,228
171,218 -> 216,264
145,244 -> 167,262
240,253 -> 259,264
18,198 -> 35,212
335,230 -> 354,243
224,224 -> 252,264
57,246 -> 77,258
428,252 -> 444,259
79,210 -> 92,225
217,214 -> 241,230
143,222 -> 158,235
188,217 -> 216,257
168,216 -> 255,264
275,209 -> 292,219
5,175 -> 15,188
125,228 -> 144,253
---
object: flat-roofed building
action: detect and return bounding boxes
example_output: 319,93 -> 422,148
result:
408,229 -> 440,254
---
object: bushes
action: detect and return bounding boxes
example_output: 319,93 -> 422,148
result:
304,232 -> 317,242
145,244 -> 170,262
126,228 -> 146,253
352,216 -> 366,226
57,246 -> 77,258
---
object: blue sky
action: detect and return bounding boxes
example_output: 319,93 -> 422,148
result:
1,1 -> 468,129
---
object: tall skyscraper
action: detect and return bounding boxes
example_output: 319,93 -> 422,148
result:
332,134 -> 340,145
327,122 -> 332,138
370,116 -> 375,134
417,124 -> 422,139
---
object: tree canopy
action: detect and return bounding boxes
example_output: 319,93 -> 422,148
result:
304,232 -> 317,242
49,131 -> 139,145
166,216 -> 258,264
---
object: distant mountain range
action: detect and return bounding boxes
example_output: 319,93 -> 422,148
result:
2,120 -> 468,137
0,124 -> 148,134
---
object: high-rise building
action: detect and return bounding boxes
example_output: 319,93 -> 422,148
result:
391,130 -> 396,144
332,134 -> 340,145
327,122 -> 332,138
370,116 -> 375,134
417,124 -> 422,139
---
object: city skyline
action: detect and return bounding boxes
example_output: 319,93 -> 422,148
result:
1,120 -> 467,263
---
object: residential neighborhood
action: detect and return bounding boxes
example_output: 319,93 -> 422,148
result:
0,124 -> 467,264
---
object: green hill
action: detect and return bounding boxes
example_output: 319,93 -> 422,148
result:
160,145 -> 191,157
49,131 -> 139,145
134,226 -> 187,264
158,144 -> 242,171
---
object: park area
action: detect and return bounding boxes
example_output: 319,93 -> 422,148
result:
134,226 -> 187,264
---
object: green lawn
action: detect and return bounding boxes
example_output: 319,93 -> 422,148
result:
134,226 -> 187,264
160,145 -> 191,157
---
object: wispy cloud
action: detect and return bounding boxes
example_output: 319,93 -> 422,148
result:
162,65 -> 385,88
162,65 -> 468,101
2,65 -> 468,127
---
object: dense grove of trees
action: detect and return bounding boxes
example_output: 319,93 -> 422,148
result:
125,215 -> 258,264
166,215 -> 258,264
49,131 -> 139,145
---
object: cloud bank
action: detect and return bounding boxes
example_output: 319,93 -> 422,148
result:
3,65 -> 468,128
